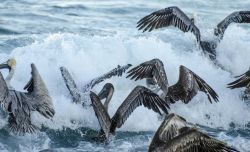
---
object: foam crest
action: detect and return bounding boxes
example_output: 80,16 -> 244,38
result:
0,32 -> 249,132
217,26 -> 250,74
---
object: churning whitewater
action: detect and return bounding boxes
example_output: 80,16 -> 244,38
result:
0,0 -> 250,151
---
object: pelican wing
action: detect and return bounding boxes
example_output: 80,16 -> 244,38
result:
87,64 -> 132,91
154,114 -> 189,141
215,11 -> 250,39
110,86 -> 170,133
149,114 -> 191,151
90,91 -> 111,140
60,66 -> 82,104
127,59 -> 169,93
0,72 -> 10,110
137,6 -> 201,43
228,69 -> 250,89
0,71 -> 38,134
162,129 -> 239,152
23,64 -> 55,119
168,65 -> 219,104
8,99 -> 38,135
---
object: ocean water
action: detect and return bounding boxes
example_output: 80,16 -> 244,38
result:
0,0 -> 250,151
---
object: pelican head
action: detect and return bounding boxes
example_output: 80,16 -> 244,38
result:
190,13 -> 197,24
98,83 -> 114,111
0,58 -> 16,71
0,58 -> 16,89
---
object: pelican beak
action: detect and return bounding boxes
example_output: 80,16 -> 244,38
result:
0,61 -> 10,71
98,87 -> 108,100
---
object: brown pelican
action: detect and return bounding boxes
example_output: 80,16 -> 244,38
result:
90,85 -> 170,141
228,68 -> 250,99
60,64 -> 131,106
0,58 -> 55,135
149,113 -> 239,152
127,58 -> 219,104
137,6 -> 250,60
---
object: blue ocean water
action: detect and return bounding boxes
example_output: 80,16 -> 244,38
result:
0,0 -> 250,151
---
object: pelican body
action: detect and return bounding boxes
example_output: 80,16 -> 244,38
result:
0,59 -> 55,135
60,64 -> 132,106
137,6 -> 250,60
149,113 -> 239,152
127,58 -> 219,104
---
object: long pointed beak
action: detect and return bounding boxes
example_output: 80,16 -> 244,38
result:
0,61 -> 10,71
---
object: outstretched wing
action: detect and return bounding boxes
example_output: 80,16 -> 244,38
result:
163,129 -> 239,152
88,64 -> 132,90
0,71 -> 38,135
60,66 -> 82,104
228,68 -> 250,89
89,91 -> 111,140
23,64 -> 55,119
110,86 -> 170,133
168,65 -> 219,104
215,11 -> 250,39
137,6 -> 201,43
149,113 -> 190,151
126,59 -> 169,93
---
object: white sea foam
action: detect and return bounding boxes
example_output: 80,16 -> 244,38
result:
0,30 -> 249,133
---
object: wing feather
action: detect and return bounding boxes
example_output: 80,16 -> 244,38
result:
0,72 -> 10,110
88,64 -> 132,90
24,64 -> 49,95
215,11 -> 250,39
24,64 -> 55,119
228,69 -> 250,89
149,114 -> 191,151
163,129 -> 239,152
8,102 -> 38,135
168,65 -> 219,104
60,66 -> 82,104
110,86 -> 170,133
127,59 -> 169,94
137,6 -> 201,43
